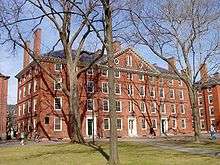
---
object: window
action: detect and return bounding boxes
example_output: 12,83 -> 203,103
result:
22,104 -> 25,114
87,99 -> 94,111
117,118 -> 122,130
18,105 -> 21,116
55,63 -> 62,71
141,119 -> 146,129
126,56 -> 132,66
210,119 -> 215,125
159,78 -> 163,85
54,117 -> 62,131
33,119 -> 36,130
140,101 -> 146,113
150,87 -> 155,97
103,99 -> 109,112
207,87 -> 212,93
116,100 -> 122,112
104,118 -> 110,130
159,88 -> 164,98
179,90 -> 184,100
128,101 -> 134,112
169,79 -> 174,86
28,83 -> 31,95
200,120 -> 205,129
172,119 -> 177,129
34,79 -> 37,92
179,80 -> 183,86
209,106 -> 215,116
28,101 -> 31,113
199,108 -> 204,117
114,58 -> 119,65
114,70 -> 120,78
140,85 -> 145,96
198,97 -> 203,105
197,90 -> 202,95
152,119 -> 157,129
33,99 -> 37,111
115,84 -> 121,95
87,81 -> 94,93
208,95 -> 213,104
180,104 -> 185,114
128,84 -> 133,96
169,89 -> 175,99
45,116 -> 49,124
151,102 -> 156,113
101,69 -> 108,77
149,76 -> 154,83
171,104 -> 176,114
139,73 -> 144,81
181,119 -> 186,129
87,68 -> 93,75
102,82 -> 108,94
54,77 -> 62,90
23,86 -> 26,97
19,89 -> 22,100
160,103 -> 166,114
127,73 -> 133,80
54,97 -> 62,110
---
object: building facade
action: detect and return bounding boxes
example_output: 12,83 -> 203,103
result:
197,65 -> 220,133
0,73 -> 9,140
16,29 -> 193,140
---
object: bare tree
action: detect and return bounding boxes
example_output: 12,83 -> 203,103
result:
124,0 -> 220,142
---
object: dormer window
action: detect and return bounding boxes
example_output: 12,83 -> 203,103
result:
55,63 -> 62,71
114,58 -> 119,65
86,68 -> 93,75
126,56 -> 132,66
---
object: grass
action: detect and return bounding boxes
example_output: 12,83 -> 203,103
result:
0,142 -> 219,165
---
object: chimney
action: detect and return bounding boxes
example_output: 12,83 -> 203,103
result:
112,41 -> 121,53
167,57 -> 176,71
200,64 -> 208,82
33,28 -> 42,56
23,41 -> 30,68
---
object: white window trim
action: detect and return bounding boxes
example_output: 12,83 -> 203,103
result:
102,82 -> 109,94
18,106 -> 21,116
128,84 -> 133,96
114,58 -> 119,65
207,88 -> 212,93
129,101 -> 134,112
103,118 -> 110,130
179,90 -> 184,100
160,103 -> 166,114
117,118 -> 123,130
127,72 -> 133,80
126,56 -> 132,67
180,104 -> 185,114
139,73 -> 144,81
152,119 -> 157,129
115,84 -> 121,95
179,80 -> 183,86
209,106 -> 214,116
54,117 -> 62,131
159,88 -> 164,98
140,101 -> 146,113
86,68 -> 94,75
169,79 -> 174,86
200,119 -> 205,129
23,86 -> 26,97
208,95 -> 213,104
23,104 -> 25,114
28,101 -> 31,113
141,118 -> 147,130
170,89 -> 175,99
181,119 -> 186,129
54,63 -> 62,72
87,81 -> 94,93
102,99 -> 109,112
33,119 -> 36,130
54,77 -> 62,91
210,118 -> 215,125
171,104 -> 176,114
140,85 -> 145,96
34,79 -> 37,92
172,118 -> 177,129
87,99 -> 94,111
116,100 -> 122,112
114,70 -> 120,78
33,99 -> 37,111
198,96 -> 203,106
150,87 -> 156,98
101,69 -> 108,77
28,83 -> 31,95
54,97 -> 62,111
199,108 -> 204,117
151,102 -> 157,113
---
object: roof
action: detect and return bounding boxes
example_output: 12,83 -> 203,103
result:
196,73 -> 220,88
0,73 -> 10,79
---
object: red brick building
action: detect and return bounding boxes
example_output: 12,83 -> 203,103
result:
16,29 -> 193,140
197,64 -> 220,133
0,73 -> 9,140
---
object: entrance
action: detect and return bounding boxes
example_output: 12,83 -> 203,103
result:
128,117 -> 137,137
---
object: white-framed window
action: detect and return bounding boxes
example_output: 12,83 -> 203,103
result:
172,119 -> 177,129
116,100 -> 122,112
159,88 -> 164,98
179,90 -> 184,100
152,119 -> 157,129
117,118 -> 122,130
103,118 -> 110,130
87,81 -> 94,93
139,73 -> 144,81
200,119 -> 205,129
180,104 -> 185,114
28,83 -> 31,95
179,80 -> 183,86
28,101 -> 31,113
18,105 -> 21,116
171,104 -> 176,114
33,99 -> 37,111
141,118 -> 147,129
101,69 -> 108,77
102,82 -> 109,94
115,84 -> 121,95
207,87 -> 212,93
150,87 -> 155,97
210,119 -> 215,125
128,101 -> 134,112
55,63 -> 62,72
169,89 -> 175,99
159,78 -> 163,85
208,95 -> 213,104
199,108 -> 204,117
54,117 -> 62,131
19,89 -> 22,100
23,104 -> 25,114
169,79 -> 174,86
160,103 -> 166,114
114,58 -> 119,65
54,97 -> 62,110
126,56 -> 132,67
87,99 -> 94,111
33,119 -> 36,130
140,85 -> 145,96
127,72 -> 133,80
197,90 -> 202,95
128,84 -> 133,96
149,76 -> 155,83
151,102 -> 157,113
103,99 -> 109,112
23,86 -> 26,97
140,101 -> 146,113
198,96 -> 203,105
114,70 -> 120,78
181,119 -> 186,129
54,77 -> 62,90
86,68 -> 93,75
34,79 -> 37,92
209,106 -> 215,116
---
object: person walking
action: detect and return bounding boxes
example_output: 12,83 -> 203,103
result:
210,124 -> 216,140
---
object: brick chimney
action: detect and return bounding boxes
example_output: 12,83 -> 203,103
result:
23,41 -> 30,68
200,63 -> 208,82
167,57 -> 176,71
33,28 -> 42,56
112,41 -> 121,53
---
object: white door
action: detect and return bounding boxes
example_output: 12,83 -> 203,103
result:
161,118 -> 168,134
86,116 -> 96,138
128,117 -> 137,137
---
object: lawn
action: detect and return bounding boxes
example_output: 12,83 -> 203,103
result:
0,142 -> 219,165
